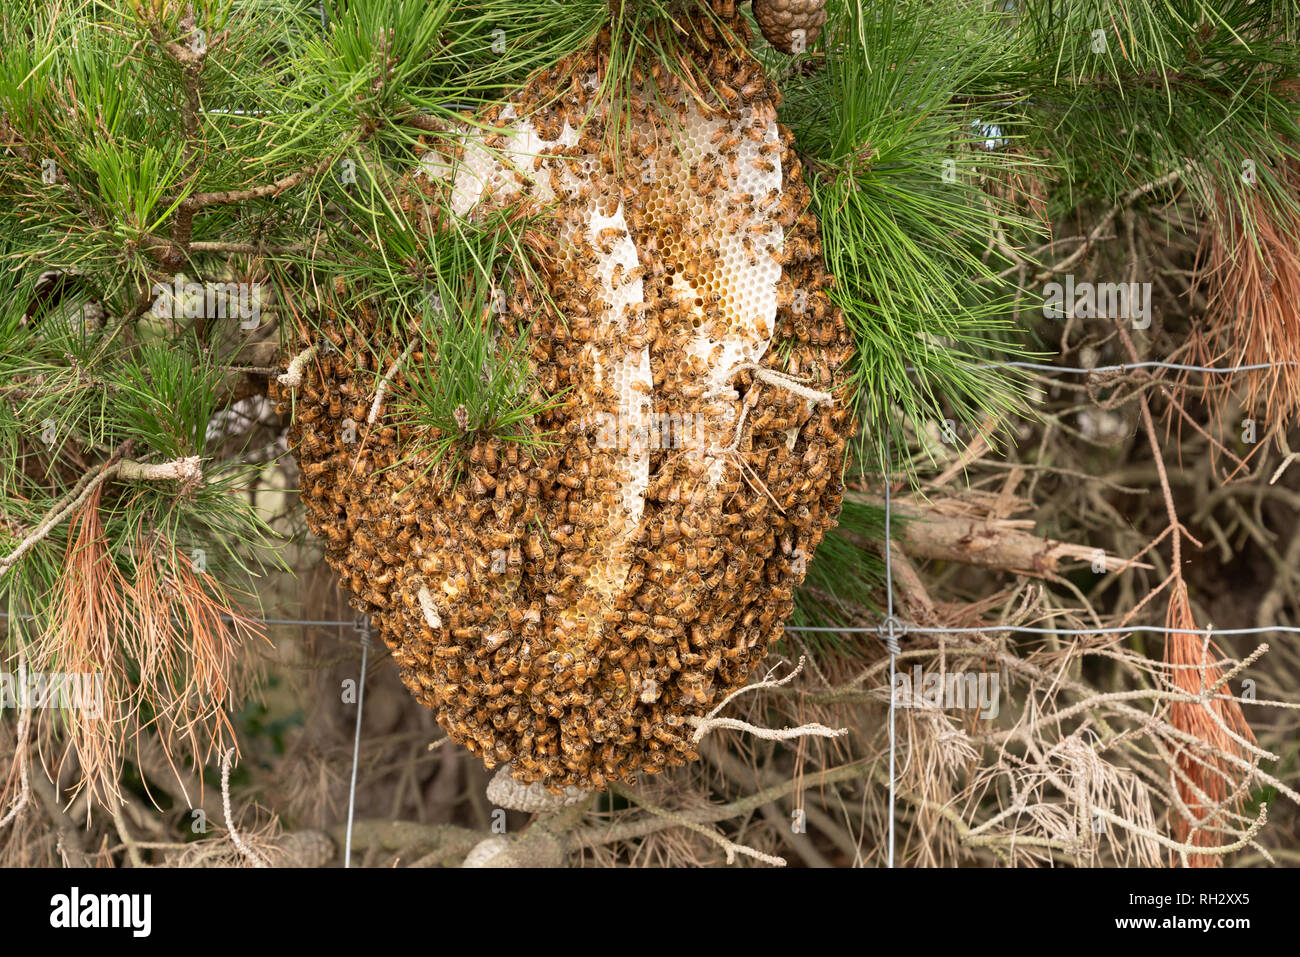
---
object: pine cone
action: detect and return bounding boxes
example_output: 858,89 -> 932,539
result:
752,0 -> 826,53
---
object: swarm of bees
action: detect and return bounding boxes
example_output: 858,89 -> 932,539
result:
273,6 -> 853,790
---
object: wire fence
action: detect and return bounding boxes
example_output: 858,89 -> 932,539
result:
924,359 -> 1300,376
2,350 -> 1297,866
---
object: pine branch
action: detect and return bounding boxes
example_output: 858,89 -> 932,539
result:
0,446 -> 206,583
181,156 -> 339,210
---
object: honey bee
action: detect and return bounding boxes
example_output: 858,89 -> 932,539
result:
752,158 -> 776,175
596,226 -> 622,252
650,61 -> 676,93
547,166 -> 568,198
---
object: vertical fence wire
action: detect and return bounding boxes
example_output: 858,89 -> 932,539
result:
343,616 -> 370,868
881,411 -> 899,868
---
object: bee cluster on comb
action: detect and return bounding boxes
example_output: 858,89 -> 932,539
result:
273,6 -> 853,790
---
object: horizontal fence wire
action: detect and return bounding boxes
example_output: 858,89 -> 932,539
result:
3,613 -> 1297,638
918,359 -> 1300,376
791,624 -> 1300,636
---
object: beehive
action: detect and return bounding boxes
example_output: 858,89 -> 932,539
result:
274,10 -> 853,789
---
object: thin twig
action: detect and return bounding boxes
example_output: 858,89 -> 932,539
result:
610,782 -> 787,866
221,748 -> 268,868
368,340 -> 418,425
0,643 -> 31,829
0,452 -> 203,582
278,344 -> 319,389
112,802 -> 146,868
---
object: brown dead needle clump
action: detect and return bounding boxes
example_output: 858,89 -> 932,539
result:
1164,587 -> 1257,867
273,13 -> 855,789
1193,162 -> 1300,425
30,487 -> 260,806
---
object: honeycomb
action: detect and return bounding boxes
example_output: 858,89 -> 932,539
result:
274,10 -> 854,790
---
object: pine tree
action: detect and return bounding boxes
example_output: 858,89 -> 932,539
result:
1,0 -> 1298,867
